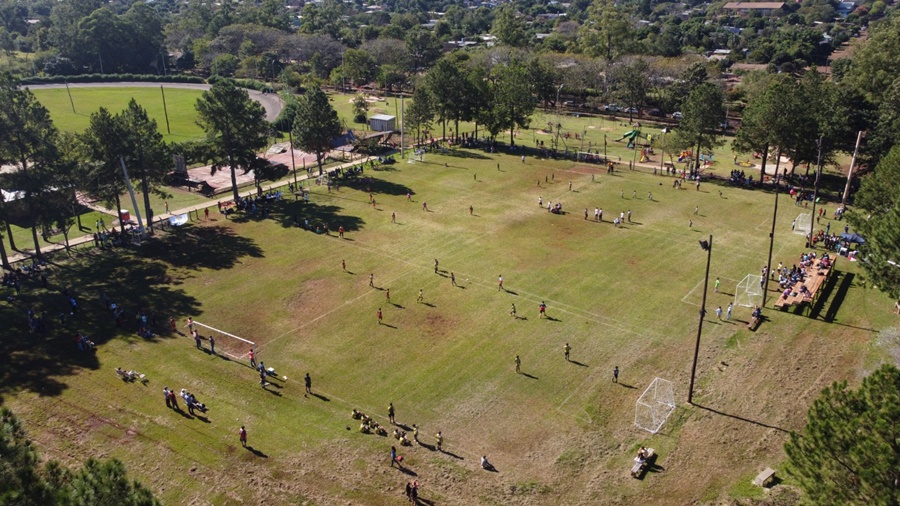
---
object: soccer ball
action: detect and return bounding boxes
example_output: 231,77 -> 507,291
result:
283,376 -> 288,380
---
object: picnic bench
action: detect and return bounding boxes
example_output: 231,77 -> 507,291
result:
774,258 -> 836,314
630,448 -> 655,478
752,467 -> 776,487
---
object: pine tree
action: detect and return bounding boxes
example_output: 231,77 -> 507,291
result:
292,87 -> 342,176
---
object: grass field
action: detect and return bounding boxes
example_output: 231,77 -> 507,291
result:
2,100 -> 888,504
30,87 -> 207,142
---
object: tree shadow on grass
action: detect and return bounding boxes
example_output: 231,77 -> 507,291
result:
347,176 -> 414,197
0,249 -> 203,401
442,150 -> 492,160
271,200 -> 366,233
142,224 -> 264,270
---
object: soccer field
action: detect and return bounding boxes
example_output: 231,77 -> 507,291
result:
1,147 -> 892,505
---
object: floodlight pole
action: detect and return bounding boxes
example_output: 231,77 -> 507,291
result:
763,147 -> 782,307
688,234 -> 712,405
809,135 -> 824,246
288,129 -> 297,188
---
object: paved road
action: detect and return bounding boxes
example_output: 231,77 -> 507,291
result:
25,81 -> 285,122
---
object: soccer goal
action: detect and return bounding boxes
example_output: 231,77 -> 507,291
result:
734,274 -> 763,307
635,378 -> 676,434
192,321 -> 256,361
794,213 -> 812,235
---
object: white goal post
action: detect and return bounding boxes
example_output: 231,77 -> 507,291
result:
794,213 -> 812,235
634,378 -> 676,434
735,274 -> 763,308
192,321 -> 256,361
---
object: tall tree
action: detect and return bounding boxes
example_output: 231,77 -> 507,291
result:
424,58 -> 472,140
492,4 -> 527,48
848,145 -> 900,298
0,74 -> 59,255
405,27 -> 441,73
489,61 -> 538,146
120,99 -> 171,233
785,365 -> 900,504
404,85 -> 435,145
195,79 -> 270,202
734,74 -> 803,181
292,87 -> 342,176
612,58 -> 650,122
79,107 -> 128,235
845,13 -> 900,104
579,0 -> 635,62
669,82 -> 725,175
1,406 -> 160,505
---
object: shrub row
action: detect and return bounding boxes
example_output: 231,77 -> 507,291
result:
19,74 -> 206,85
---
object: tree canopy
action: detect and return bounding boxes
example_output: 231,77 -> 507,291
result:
292,87 -> 342,176
785,365 -> 900,505
195,79 -> 270,202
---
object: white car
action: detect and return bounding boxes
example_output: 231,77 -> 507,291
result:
604,104 -> 621,112
624,107 -> 638,114
671,111 -> 683,119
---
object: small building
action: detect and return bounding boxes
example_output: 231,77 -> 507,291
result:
369,114 -> 396,132
723,2 -> 786,15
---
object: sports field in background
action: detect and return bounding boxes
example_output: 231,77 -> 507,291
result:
30,86 -> 207,141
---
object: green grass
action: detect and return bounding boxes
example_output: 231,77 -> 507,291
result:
31,87 -> 206,142
1,143 -> 894,504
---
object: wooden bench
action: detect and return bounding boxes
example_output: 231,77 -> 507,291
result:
630,448 -> 655,478
774,259 -> 835,311
752,467 -> 776,487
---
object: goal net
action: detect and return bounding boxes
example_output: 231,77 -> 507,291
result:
735,274 -> 763,307
794,213 -> 812,235
635,378 -> 676,434
192,321 -> 256,361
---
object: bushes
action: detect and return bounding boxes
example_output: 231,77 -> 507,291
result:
19,74 -> 205,85
207,75 -> 277,93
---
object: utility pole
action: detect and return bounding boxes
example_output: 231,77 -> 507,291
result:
688,235 -> 713,404
763,147 -> 782,307
842,131 -> 864,206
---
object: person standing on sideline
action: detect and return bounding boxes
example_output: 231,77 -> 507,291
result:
169,389 -> 180,411
594,208 -> 599,221
186,317 -> 194,334
204,208 -> 209,221
390,446 -> 399,467
509,304 -> 516,318
260,369 -> 267,388
450,272 -> 457,286
435,431 -> 443,451
716,306 -> 723,320
338,225 -> 344,238
521,155 -> 525,163
412,424 -> 419,443
627,210 -> 632,222
304,373 -> 311,396
564,343 -> 571,361
195,331 -> 202,350
249,348 -> 257,368
515,355 -> 521,374
377,308 -> 383,325
715,277 -> 720,293
613,366 -> 619,383
498,275 -> 503,291
694,206 -> 699,215
164,201 -> 169,214
239,426 -> 247,447
370,274 -> 375,287
164,387 -> 172,409
726,302 -> 733,320
209,336 -> 215,355
388,403 -> 396,424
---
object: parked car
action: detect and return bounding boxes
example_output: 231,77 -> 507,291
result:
624,107 -> 638,114
646,108 -> 662,117
671,111 -> 683,119
604,104 -> 621,112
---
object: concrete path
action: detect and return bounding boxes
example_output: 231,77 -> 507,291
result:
5,156 -> 375,265
24,81 -> 285,122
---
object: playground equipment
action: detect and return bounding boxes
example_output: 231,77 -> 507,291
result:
617,129 -> 653,149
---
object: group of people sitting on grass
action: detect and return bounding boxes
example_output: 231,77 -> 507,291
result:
352,409 -> 388,436
392,428 -> 412,446
75,332 -> 95,352
115,367 -> 147,383
548,202 -> 563,214
180,388 -> 208,415
26,308 -> 48,333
